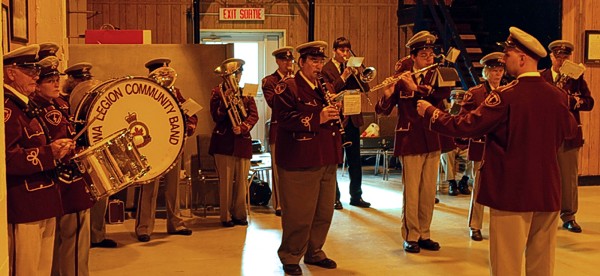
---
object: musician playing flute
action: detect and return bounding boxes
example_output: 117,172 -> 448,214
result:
262,46 -> 296,217
375,31 -> 450,254
541,40 -> 594,233
321,37 -> 371,210
209,58 -> 258,227
274,41 -> 341,275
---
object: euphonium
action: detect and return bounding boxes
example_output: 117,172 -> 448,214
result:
149,66 -> 177,88
214,59 -> 248,127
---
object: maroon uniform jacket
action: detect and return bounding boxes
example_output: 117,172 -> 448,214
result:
321,60 -> 369,128
540,69 -> 594,149
32,94 -> 95,214
459,82 -> 494,161
422,76 -> 577,212
4,86 -> 63,223
375,57 -> 451,156
208,84 -> 258,159
273,74 -> 343,169
262,70 -> 286,144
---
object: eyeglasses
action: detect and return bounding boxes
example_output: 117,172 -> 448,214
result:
15,64 -> 41,77
307,57 -> 325,64
417,53 -> 435,58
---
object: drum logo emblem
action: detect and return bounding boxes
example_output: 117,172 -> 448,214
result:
125,112 -> 152,147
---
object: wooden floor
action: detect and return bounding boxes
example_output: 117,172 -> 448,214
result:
90,169 -> 600,275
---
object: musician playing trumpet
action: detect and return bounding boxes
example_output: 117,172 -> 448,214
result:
541,40 -> 594,233
274,41 -> 342,275
262,46 -> 296,217
209,58 -> 259,227
321,37 -> 371,209
375,31 -> 450,254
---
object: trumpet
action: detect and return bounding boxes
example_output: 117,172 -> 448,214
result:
316,74 -> 352,148
344,50 -> 377,93
214,60 -> 248,128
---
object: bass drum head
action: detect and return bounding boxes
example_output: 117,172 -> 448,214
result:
83,77 -> 185,183
69,79 -> 103,115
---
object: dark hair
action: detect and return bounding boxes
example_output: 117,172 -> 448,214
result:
333,37 -> 351,50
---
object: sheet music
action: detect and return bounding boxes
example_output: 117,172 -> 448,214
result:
243,83 -> 259,97
181,98 -> 203,116
343,90 -> 361,115
560,60 -> 586,79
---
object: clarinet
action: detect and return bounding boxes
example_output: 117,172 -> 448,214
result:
316,74 -> 352,148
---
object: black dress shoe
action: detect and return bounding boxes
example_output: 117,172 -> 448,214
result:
334,200 -> 343,210
418,239 -> 440,251
448,181 -> 459,196
304,258 -> 337,269
458,176 -> 471,195
282,264 -> 302,275
275,210 -> 282,216
221,221 -> 235,227
91,239 -> 117,248
168,229 -> 192,236
563,220 -> 582,233
137,234 -> 151,242
232,218 -> 248,226
403,241 -> 420,253
349,198 -> 371,208
435,198 -> 440,204
470,229 -> 483,241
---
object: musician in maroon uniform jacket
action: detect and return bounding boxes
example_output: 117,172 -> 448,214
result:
274,41 -> 342,275
209,58 -> 259,227
135,58 -> 197,242
541,40 -> 594,233
417,27 -> 577,276
4,44 -> 74,276
262,46 -> 295,216
31,51 -> 95,276
321,37 -> 371,209
460,51 -> 505,242
376,31 -> 450,254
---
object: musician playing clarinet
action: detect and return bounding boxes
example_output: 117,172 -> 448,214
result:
541,40 -> 594,233
274,41 -> 341,275
375,31 -> 450,254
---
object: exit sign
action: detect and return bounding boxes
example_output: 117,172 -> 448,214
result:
219,8 -> 265,21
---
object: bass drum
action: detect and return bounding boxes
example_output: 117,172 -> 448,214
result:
72,77 -> 186,183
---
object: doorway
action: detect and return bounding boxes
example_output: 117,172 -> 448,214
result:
200,30 -> 287,147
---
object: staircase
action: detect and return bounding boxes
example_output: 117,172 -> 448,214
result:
397,0 -> 493,89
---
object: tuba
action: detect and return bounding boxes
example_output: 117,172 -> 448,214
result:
214,59 -> 248,128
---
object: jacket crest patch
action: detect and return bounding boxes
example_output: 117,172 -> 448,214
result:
484,91 -> 501,107
275,82 -> 287,95
45,110 -> 62,126
4,108 -> 11,123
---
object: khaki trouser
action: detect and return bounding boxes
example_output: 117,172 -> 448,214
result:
53,209 -> 91,276
270,143 -> 281,211
489,209 -> 558,276
136,160 -> 187,236
400,151 -> 440,242
468,161 -> 484,230
558,146 -> 579,222
278,164 -> 336,265
9,218 -> 56,276
89,197 -> 108,243
214,154 -> 250,222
